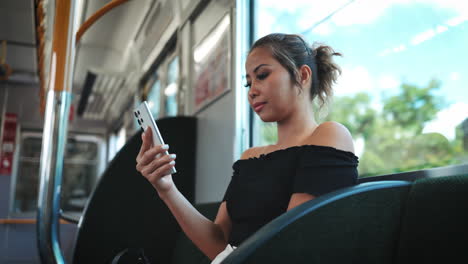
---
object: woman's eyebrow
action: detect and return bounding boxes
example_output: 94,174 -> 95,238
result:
245,64 -> 270,78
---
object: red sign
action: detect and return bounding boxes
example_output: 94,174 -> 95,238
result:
69,104 -> 74,122
0,113 -> 17,175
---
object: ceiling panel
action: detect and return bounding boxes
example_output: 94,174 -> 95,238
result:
0,0 -> 37,77
79,0 -> 150,52
0,0 -> 36,44
8,45 -> 37,73
74,0 -> 152,89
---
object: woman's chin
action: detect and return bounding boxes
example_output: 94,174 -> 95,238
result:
257,113 -> 276,123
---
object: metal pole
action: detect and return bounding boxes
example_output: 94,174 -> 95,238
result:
37,0 -> 77,263
37,89 -> 71,264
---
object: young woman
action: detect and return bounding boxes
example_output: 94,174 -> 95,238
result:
135,33 -> 358,262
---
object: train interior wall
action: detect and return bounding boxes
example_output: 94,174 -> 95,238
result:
0,0 -> 245,262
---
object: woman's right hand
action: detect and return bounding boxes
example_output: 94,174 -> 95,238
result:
136,127 -> 177,198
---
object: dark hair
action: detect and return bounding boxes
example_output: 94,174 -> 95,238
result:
249,33 -> 342,107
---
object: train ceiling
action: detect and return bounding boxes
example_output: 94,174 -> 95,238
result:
1,0 -> 184,125
0,0 -> 38,84
76,0 -> 183,124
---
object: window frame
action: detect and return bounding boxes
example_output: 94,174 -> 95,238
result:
9,131 -> 106,217
250,0 -> 468,177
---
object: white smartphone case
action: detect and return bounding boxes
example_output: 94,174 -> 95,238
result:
134,101 -> 177,174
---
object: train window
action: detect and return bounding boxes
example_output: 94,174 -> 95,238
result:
164,56 -> 179,117
147,77 -> 162,119
254,0 -> 468,177
12,133 -> 104,216
108,126 -> 126,162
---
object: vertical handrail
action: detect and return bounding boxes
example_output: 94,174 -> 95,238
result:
36,0 -> 133,263
37,0 -> 77,263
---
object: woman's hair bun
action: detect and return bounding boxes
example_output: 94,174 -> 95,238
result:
312,44 -> 342,107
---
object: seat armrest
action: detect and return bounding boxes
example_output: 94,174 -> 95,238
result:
222,181 -> 410,264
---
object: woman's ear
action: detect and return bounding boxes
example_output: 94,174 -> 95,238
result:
299,65 -> 312,87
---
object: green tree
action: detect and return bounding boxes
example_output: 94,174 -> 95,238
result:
325,79 -> 464,177
260,122 -> 278,146
383,79 -> 443,134
257,79 -> 465,177
327,92 -> 378,140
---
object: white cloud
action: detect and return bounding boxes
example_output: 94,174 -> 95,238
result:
354,137 -> 365,157
394,44 -> 407,53
445,15 -> 468,27
335,66 -> 374,96
331,0 -> 397,26
261,0 -> 468,37
411,28 -> 437,46
378,75 -> 400,90
430,0 -> 468,17
311,22 -> 333,36
450,72 -> 460,81
378,44 -> 407,56
423,102 -> 468,140
257,12 -> 277,37
301,0 -> 411,30
259,0 -> 324,13
381,13 -> 465,55
260,0 -> 365,36
379,48 -> 392,57
435,25 -> 448,33
296,0 -> 350,34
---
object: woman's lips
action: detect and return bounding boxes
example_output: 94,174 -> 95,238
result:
253,102 -> 266,112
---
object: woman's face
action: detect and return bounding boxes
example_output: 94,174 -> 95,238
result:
245,47 -> 301,122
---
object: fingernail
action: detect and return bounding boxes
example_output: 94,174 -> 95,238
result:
156,153 -> 161,159
169,160 -> 175,165
162,144 -> 169,149
169,154 -> 176,159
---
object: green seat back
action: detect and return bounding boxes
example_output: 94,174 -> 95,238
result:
396,174 -> 468,264
73,117 -> 197,264
241,184 -> 411,264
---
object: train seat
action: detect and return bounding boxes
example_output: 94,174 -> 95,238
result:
72,116 -> 197,264
71,114 -> 468,263
218,174 -> 468,264
189,181 -> 413,264
169,175 -> 468,264
395,174 -> 468,264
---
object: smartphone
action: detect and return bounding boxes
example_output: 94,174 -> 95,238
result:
134,101 -> 176,174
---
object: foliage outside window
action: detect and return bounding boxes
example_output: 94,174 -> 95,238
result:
255,0 -> 468,177
147,76 -> 162,118
165,56 -> 179,117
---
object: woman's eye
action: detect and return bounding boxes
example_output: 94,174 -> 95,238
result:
244,82 -> 251,88
257,73 -> 269,80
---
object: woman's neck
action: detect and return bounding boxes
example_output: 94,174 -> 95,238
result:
275,104 -> 317,147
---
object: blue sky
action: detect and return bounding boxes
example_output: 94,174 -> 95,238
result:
256,0 -> 468,140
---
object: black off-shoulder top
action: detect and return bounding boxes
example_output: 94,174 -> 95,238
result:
222,145 -> 359,246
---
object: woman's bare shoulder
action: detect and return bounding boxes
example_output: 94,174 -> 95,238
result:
305,121 -> 355,153
240,146 -> 267,160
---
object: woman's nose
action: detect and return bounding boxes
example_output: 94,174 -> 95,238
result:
248,84 -> 259,99
249,90 -> 257,100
